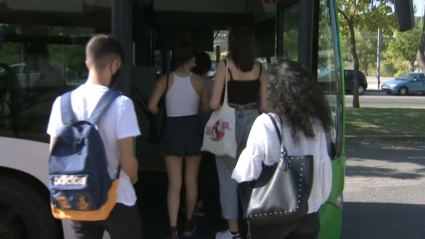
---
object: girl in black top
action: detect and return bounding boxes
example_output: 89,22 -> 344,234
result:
210,26 -> 267,239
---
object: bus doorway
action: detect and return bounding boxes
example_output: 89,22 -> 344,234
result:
0,0 -> 414,238
127,0 -> 343,239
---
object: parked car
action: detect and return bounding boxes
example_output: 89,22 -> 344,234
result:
9,63 -> 41,87
381,72 -> 425,95
344,69 -> 368,95
318,68 -> 368,95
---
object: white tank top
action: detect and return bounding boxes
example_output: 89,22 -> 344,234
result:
166,73 -> 200,117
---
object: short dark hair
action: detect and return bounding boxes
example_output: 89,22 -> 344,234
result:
172,34 -> 197,68
267,58 -> 333,142
192,52 -> 212,75
228,26 -> 256,72
85,34 -> 124,69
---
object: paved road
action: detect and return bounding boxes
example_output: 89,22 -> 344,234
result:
345,91 -> 424,108
366,76 -> 393,90
342,143 -> 425,239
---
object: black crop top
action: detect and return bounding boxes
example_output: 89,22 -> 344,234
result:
221,60 -> 262,105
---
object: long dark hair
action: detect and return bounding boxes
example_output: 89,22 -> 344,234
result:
172,33 -> 197,68
228,26 -> 256,72
267,58 -> 333,141
192,52 -> 212,75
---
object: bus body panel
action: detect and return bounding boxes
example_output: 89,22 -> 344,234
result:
0,137 -> 112,239
318,203 -> 343,239
0,0 -> 346,238
0,137 -> 50,186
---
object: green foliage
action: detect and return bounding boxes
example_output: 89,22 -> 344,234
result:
0,24 -> 91,73
342,30 -> 378,75
0,25 -> 24,64
338,0 -> 398,107
386,21 -> 422,71
338,0 -> 397,35
346,107 -> 425,135
47,45 -> 86,72
381,62 -> 398,77
282,6 -> 300,61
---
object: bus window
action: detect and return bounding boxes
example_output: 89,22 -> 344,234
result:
317,0 -> 341,157
0,24 -> 94,142
282,4 -> 299,61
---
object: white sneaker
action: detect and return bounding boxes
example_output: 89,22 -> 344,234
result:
215,230 -> 242,239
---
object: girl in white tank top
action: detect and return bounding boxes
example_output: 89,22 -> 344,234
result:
165,73 -> 200,117
147,35 -> 209,239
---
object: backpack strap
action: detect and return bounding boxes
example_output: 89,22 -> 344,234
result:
88,90 -> 121,125
61,92 -> 78,125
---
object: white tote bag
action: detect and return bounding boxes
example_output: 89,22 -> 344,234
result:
201,61 -> 237,158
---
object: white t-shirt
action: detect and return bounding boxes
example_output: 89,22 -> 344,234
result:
47,83 -> 141,206
232,113 -> 332,214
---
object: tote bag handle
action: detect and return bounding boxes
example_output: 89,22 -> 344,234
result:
223,60 -> 230,107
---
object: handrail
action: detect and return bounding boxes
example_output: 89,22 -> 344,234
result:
132,87 -> 153,119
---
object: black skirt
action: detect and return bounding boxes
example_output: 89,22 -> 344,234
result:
159,115 -> 203,157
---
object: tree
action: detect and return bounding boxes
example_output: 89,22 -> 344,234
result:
417,2 -> 425,72
342,30 -> 378,75
338,0 -> 396,108
387,21 -> 422,72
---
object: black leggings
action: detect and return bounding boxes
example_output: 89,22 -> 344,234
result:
250,212 -> 321,239
72,203 -> 142,239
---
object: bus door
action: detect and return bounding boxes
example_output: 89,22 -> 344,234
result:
275,1 -> 345,239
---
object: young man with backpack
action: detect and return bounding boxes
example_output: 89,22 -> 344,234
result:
47,34 -> 142,239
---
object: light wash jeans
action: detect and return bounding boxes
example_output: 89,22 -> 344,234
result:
215,109 -> 259,220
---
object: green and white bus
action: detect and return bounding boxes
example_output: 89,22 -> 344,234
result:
0,0 -> 413,238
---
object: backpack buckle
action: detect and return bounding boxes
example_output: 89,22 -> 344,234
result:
73,138 -> 83,152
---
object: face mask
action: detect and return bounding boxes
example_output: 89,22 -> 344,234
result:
109,69 -> 120,88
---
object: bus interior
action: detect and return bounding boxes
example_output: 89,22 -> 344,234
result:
0,0 -> 344,238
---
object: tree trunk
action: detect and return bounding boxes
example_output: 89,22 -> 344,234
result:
417,12 -> 425,72
409,61 -> 415,72
348,22 -> 360,108
363,66 -> 368,76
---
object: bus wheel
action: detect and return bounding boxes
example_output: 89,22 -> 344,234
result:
0,175 -> 60,239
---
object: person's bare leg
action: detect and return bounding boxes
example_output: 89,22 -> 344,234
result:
165,156 -> 183,227
184,155 -> 202,220
228,219 -> 239,233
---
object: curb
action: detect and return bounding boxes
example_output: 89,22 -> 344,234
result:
346,135 -> 425,144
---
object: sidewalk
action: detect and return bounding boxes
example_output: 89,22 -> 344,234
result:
365,76 -> 392,90
346,135 -> 425,144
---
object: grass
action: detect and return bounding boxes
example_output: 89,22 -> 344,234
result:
345,108 -> 425,136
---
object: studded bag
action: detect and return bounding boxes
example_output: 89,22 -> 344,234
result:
239,113 -> 314,225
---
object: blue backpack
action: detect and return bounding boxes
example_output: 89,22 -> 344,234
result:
49,90 -> 121,221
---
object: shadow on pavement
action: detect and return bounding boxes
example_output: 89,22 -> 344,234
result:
342,202 -> 425,239
345,165 -> 423,179
346,144 -> 425,179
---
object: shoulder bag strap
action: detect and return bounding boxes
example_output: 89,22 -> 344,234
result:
165,73 -> 169,98
266,113 -> 287,156
223,60 -> 229,106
